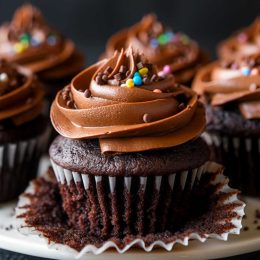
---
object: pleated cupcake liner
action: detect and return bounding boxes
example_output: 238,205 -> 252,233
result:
51,160 -> 215,235
202,132 -> 260,196
16,161 -> 245,255
0,127 -> 50,202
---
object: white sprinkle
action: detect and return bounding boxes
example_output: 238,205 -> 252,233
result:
0,73 -> 8,82
249,83 -> 258,91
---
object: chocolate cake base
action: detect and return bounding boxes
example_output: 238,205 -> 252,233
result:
49,136 -> 210,176
207,131 -> 260,197
206,105 -> 260,137
49,137 -> 216,238
0,115 -> 48,143
0,115 -> 49,202
19,169 -> 240,251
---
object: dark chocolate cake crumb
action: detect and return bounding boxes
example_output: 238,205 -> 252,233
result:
84,89 -> 91,98
18,168 -> 242,252
243,226 -> 249,231
49,136 -> 210,176
4,225 -> 13,231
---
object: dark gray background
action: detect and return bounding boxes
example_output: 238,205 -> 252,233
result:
0,0 -> 259,64
0,0 -> 260,259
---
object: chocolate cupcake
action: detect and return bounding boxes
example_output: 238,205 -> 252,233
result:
218,18 -> 260,61
44,47 -> 244,250
193,53 -> 260,196
0,59 -> 48,202
103,14 -> 208,85
0,4 -> 85,110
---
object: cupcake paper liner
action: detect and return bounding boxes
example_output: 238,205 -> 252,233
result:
0,128 -> 50,202
51,160 -> 223,236
202,132 -> 260,196
15,161 -> 245,255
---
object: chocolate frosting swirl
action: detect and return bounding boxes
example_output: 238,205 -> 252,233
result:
0,59 -> 44,126
218,18 -> 260,61
104,14 -> 207,84
0,4 -> 84,80
51,48 -> 205,154
193,53 -> 260,120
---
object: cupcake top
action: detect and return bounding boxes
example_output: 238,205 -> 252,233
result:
218,18 -> 260,61
0,59 -> 44,126
193,53 -> 260,120
51,47 -> 205,154
0,4 -> 84,80
103,14 -> 207,84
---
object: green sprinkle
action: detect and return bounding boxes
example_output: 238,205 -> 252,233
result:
20,33 -> 30,44
157,34 -> 168,45
180,34 -> 190,44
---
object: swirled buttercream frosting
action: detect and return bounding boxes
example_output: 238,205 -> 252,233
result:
0,59 -> 44,126
104,14 -> 207,84
218,18 -> 260,61
193,53 -> 260,120
0,4 -> 84,80
51,47 -> 205,154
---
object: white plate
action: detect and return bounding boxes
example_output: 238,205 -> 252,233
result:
0,158 -> 259,259
0,196 -> 259,259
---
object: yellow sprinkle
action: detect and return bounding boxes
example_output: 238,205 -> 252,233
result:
21,41 -> 29,48
14,43 -> 27,53
126,79 -> 134,88
139,67 -> 148,76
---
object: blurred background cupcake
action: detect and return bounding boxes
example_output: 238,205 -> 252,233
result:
102,14 -> 208,85
40,47 -> 245,250
193,53 -> 260,196
0,59 -> 48,202
0,4 -> 85,111
218,18 -> 260,61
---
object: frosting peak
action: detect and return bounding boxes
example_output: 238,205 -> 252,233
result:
51,48 -> 205,154
104,14 -> 207,84
10,4 -> 45,33
0,4 -> 62,55
94,47 -> 161,87
0,59 -> 44,126
0,4 -> 84,78
218,18 -> 260,60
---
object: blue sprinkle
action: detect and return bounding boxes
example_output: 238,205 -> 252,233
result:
134,71 -> 141,77
165,31 -> 174,41
150,38 -> 158,48
241,67 -> 251,76
31,38 -> 40,47
47,35 -> 57,46
133,76 -> 142,86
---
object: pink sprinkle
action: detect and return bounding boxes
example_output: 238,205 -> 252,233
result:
171,35 -> 177,42
251,68 -> 259,76
237,32 -> 248,43
163,65 -> 172,74
153,89 -> 162,93
231,63 -> 238,70
158,71 -> 165,77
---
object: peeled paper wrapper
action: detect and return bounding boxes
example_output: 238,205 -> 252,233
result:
0,128 -> 50,202
202,132 -> 260,196
16,160 -> 245,256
